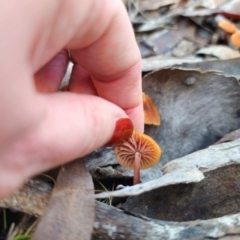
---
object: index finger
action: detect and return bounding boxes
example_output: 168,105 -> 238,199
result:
69,1 -> 144,132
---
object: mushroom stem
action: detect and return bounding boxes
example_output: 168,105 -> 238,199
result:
133,152 -> 141,185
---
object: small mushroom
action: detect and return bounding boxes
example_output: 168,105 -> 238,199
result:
230,31 -> 240,48
218,20 -> 237,34
114,130 -> 161,185
143,92 -> 161,125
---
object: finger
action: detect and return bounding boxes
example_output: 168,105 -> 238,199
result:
0,93 -> 133,197
69,1 -> 144,131
91,62 -> 143,132
37,93 -> 133,163
34,50 -> 69,93
16,0 -> 143,131
68,64 -> 97,95
68,60 -> 143,131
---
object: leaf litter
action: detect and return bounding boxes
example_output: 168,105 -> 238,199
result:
3,0 -> 240,239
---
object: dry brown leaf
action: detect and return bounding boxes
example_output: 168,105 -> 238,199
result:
123,164 -> 240,221
183,0 -> 240,17
172,40 -> 197,57
143,92 -> 160,125
137,0 -> 180,12
214,128 -> 240,144
196,45 -> 240,59
185,0 -> 227,11
138,29 -> 182,57
0,179 -> 51,217
3,180 -> 240,239
220,0 -> 240,15
142,55 -> 205,72
173,58 -> 240,80
94,201 -> 240,239
33,159 -> 95,240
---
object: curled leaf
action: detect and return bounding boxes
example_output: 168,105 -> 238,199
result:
143,93 -> 160,125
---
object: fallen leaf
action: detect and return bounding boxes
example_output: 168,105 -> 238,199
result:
138,29 -> 182,57
173,58 -> 240,80
214,128 -> 240,144
185,0 -> 228,10
94,201 -> 240,239
95,169 -> 204,198
3,180 -> 240,239
220,0 -> 240,15
33,159 -> 95,240
137,0 -> 180,12
123,164 -> 240,221
196,45 -> 240,59
162,138 -> 240,174
172,40 -> 198,57
182,0 -> 240,18
143,92 -> 160,125
0,179 -> 51,217
142,55 -> 205,72
182,8 -> 220,17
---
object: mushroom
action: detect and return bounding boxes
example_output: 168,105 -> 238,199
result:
218,20 -> 237,34
230,31 -> 240,48
143,92 -> 161,125
114,130 -> 161,185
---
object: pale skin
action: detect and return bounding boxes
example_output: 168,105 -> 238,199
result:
0,0 -> 144,198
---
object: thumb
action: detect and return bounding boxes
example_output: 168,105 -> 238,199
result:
0,93 -> 133,198
27,93 -> 133,173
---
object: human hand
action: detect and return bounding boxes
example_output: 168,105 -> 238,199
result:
0,0 -> 143,198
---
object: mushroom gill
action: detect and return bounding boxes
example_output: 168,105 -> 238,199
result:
114,130 -> 161,184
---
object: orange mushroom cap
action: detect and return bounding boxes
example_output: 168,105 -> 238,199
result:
218,20 -> 237,34
114,130 -> 161,170
230,32 -> 240,48
143,93 -> 161,126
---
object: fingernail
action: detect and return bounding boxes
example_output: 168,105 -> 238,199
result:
106,118 -> 134,146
